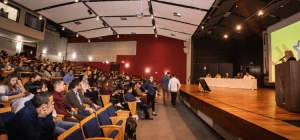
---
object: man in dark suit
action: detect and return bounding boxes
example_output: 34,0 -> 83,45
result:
65,79 -> 101,116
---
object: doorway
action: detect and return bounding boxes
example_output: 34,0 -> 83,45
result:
110,64 -> 120,74
23,44 -> 37,59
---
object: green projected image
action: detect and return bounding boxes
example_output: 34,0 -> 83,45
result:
271,20 -> 300,82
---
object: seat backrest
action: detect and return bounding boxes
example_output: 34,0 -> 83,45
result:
106,105 -> 116,117
81,113 -> 104,139
0,107 -> 13,124
58,124 -> 85,140
21,77 -> 30,86
96,109 -> 112,126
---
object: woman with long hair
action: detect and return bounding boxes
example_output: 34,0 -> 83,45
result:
79,75 -> 98,104
141,76 -> 158,116
0,73 -> 26,108
100,79 -> 123,108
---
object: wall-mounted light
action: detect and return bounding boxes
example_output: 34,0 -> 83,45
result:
39,15 -> 42,20
72,53 -> 76,58
58,52 -> 62,57
204,66 -> 206,70
16,41 -> 22,50
62,26 -> 65,30
146,69 -> 150,73
76,33 -> 79,37
236,25 -> 241,30
117,34 -> 119,38
43,49 -> 47,53
89,57 -> 93,61
106,61 -> 109,64
224,34 -> 228,38
125,64 -> 129,67
4,0 -> 8,4
155,34 -> 157,37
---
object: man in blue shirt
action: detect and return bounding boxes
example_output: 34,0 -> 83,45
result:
63,69 -> 74,83
125,86 -> 153,120
161,72 -> 170,105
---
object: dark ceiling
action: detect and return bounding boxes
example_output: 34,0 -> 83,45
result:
194,0 -> 300,41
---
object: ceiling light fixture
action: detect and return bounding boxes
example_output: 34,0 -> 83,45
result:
280,4 -> 284,7
88,39 -> 90,42
151,15 -> 154,19
236,25 -> 241,30
173,12 -> 181,17
75,0 -> 79,2
258,11 -> 263,16
236,3 -> 239,7
201,26 -> 204,29
96,16 -> 99,20
153,26 -> 155,29
39,15 -> 42,20
62,27 -> 65,30
155,34 -> 157,37
76,34 -> 79,37
87,9 -> 93,15
109,27 -> 111,30
89,57 -> 93,61
117,35 -> 119,38
3,0 -> 8,4
224,34 -> 228,38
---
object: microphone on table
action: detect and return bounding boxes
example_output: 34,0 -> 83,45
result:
279,56 -> 286,61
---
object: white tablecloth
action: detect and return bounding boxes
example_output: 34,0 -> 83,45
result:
201,78 -> 257,90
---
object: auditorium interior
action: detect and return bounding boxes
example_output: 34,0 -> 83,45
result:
0,0 -> 300,140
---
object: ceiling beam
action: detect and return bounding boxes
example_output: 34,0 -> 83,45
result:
151,0 -> 209,11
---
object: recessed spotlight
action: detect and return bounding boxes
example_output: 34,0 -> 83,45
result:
201,26 -> 204,29
236,25 -> 241,30
39,15 -> 42,20
153,26 -> 156,29
109,27 -> 111,30
76,33 -> 79,37
258,11 -> 263,16
224,34 -> 228,38
75,0 -> 79,2
62,27 -> 65,30
173,12 -> 181,17
96,16 -> 99,20
4,0 -> 8,4
151,15 -> 154,19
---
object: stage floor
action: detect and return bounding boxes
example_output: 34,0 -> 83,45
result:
180,84 -> 300,140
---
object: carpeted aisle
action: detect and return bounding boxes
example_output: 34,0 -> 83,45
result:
136,92 -> 224,140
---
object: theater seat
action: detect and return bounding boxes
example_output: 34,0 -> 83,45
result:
58,124 -> 113,140
105,103 -> 130,118
96,108 -> 126,140
0,107 -> 14,124
0,101 -> 13,108
98,90 -> 111,107
81,112 -> 122,140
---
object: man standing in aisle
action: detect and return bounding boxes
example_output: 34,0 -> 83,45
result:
168,74 -> 181,108
161,72 -> 170,105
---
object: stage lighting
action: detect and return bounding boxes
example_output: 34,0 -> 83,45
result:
236,25 -> 241,30
224,34 -> 228,38
87,9 -> 93,15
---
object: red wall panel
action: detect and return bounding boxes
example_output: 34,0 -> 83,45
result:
68,34 -> 186,84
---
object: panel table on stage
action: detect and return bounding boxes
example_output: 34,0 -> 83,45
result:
201,78 -> 257,90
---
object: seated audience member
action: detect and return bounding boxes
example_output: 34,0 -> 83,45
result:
117,78 -> 124,89
46,59 -> 51,64
90,74 -> 97,87
44,65 -> 54,78
53,66 -> 61,77
65,79 -> 101,116
82,70 -> 88,82
63,69 -> 74,83
15,81 -> 48,113
135,82 -> 145,96
15,81 -> 78,135
24,72 -> 42,92
0,57 -> 14,73
243,72 -> 255,79
131,84 -> 139,97
0,115 -> 8,140
224,73 -> 230,78
125,86 -> 153,120
61,66 -> 68,77
206,73 -> 211,78
19,50 -> 27,58
234,73 -> 243,79
0,8 -> 4,17
5,91 -> 59,140
100,79 -> 124,108
0,74 -> 25,108
52,80 -> 86,122
20,55 -> 28,62
87,66 -> 92,75
215,73 -> 221,78
79,75 -> 98,104
129,78 -> 135,87
14,61 -> 26,78
26,62 -> 36,72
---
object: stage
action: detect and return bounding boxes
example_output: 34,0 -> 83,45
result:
179,84 -> 300,140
